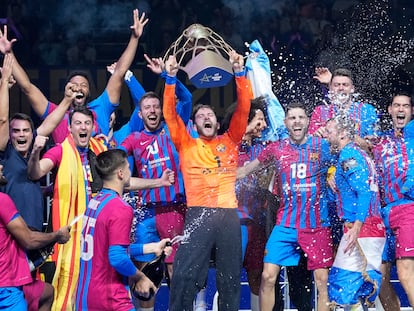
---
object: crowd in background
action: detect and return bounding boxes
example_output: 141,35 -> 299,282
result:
1,1 -> 413,68
2,0 -> 414,128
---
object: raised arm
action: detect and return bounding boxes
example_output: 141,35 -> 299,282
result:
0,53 -> 13,151
163,55 -> 188,150
145,54 -> 193,122
0,26 -> 49,116
166,73 -> 192,124
227,51 -> 251,143
106,9 -> 149,104
107,61 -> 145,104
107,61 -> 145,138
36,82 -> 77,137
27,135 -> 54,180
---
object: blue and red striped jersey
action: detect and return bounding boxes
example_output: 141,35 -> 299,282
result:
120,124 -> 185,206
372,130 -> 409,205
257,136 -> 334,229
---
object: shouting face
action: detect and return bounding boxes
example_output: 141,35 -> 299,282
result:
139,97 -> 162,132
70,112 -> 94,148
10,119 -> 33,157
284,107 -> 309,145
194,107 -> 219,139
67,75 -> 90,108
388,95 -> 413,131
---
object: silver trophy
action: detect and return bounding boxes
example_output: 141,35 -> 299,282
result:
163,24 -> 235,88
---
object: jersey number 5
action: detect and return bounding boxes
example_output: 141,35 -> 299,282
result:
80,217 -> 96,261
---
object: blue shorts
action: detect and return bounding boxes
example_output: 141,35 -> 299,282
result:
264,225 -> 334,270
132,203 -> 186,263
0,286 -> 28,310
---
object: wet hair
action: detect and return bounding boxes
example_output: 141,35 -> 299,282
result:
249,96 -> 267,123
192,104 -> 216,122
285,101 -> 308,117
10,113 -> 35,132
328,114 -> 356,139
331,68 -> 354,83
69,106 -> 94,124
220,96 -> 267,132
138,91 -> 161,108
95,149 -> 128,180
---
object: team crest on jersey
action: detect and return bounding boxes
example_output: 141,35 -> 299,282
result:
109,140 -> 117,149
216,143 -> 226,152
341,158 -> 358,172
310,152 -> 319,161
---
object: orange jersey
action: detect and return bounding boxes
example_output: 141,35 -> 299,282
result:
164,76 -> 251,208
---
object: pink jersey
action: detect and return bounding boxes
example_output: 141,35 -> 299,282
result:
76,189 -> 134,310
0,193 -> 32,287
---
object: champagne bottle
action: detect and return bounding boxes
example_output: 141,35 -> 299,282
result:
131,242 -> 171,301
26,226 -> 55,272
27,243 -> 55,272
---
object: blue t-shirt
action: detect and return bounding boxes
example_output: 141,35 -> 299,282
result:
0,142 -> 44,230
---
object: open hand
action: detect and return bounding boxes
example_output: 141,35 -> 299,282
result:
130,9 -> 149,39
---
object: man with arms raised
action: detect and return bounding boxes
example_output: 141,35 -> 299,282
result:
0,10 -> 148,144
27,107 -> 106,310
310,68 -> 378,151
163,51 -> 250,311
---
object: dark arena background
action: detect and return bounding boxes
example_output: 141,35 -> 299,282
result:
2,0 -> 414,310
3,0 -> 414,128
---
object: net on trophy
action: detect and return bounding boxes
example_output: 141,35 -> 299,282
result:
163,24 -> 235,88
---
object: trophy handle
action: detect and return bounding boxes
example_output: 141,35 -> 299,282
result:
162,24 -> 236,88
